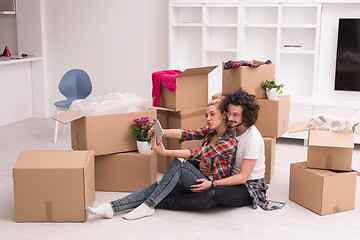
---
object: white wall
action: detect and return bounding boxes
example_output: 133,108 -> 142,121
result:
43,0 -> 169,117
317,3 -> 360,105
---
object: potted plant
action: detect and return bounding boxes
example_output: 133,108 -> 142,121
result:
130,117 -> 156,154
261,80 -> 285,101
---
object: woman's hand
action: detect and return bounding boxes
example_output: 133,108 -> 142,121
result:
151,135 -> 166,155
148,127 -> 155,139
190,179 -> 212,192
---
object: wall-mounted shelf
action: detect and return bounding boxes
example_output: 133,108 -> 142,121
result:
0,56 -> 42,65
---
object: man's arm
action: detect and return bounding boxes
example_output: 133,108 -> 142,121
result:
190,158 -> 257,192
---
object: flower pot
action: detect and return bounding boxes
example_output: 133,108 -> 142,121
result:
136,141 -> 151,154
266,88 -> 280,101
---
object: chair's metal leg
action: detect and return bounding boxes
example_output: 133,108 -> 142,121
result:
54,107 -> 59,143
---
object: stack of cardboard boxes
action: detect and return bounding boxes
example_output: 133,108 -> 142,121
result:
13,108 -> 158,222
156,66 -> 217,172
214,60 -> 290,184
288,121 -> 359,215
12,65 -> 217,222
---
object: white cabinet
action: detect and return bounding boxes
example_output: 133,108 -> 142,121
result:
169,2 -> 321,104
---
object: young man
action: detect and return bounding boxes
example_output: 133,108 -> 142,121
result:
157,88 -> 285,211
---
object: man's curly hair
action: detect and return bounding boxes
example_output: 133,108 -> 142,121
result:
219,88 -> 260,127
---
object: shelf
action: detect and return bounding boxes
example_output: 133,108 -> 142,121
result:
205,24 -> 238,28
171,6 -> 202,25
171,23 -> 202,27
204,6 -> 238,25
279,49 -> 315,54
281,6 -> 319,25
205,48 -> 237,52
0,11 -> 15,14
0,56 -> 42,66
243,6 -> 278,25
243,24 -> 278,28
281,24 -> 317,29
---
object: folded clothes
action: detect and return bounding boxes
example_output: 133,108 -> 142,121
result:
224,60 -> 272,70
308,114 -> 359,133
152,70 -> 182,107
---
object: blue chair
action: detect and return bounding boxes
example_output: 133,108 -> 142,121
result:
53,69 -> 92,143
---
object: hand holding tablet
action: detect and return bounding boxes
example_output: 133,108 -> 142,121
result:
153,119 -> 164,145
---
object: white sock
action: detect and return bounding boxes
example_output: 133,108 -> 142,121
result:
87,203 -> 114,219
122,203 -> 155,220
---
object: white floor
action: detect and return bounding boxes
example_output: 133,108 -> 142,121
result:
1,118 -> 360,240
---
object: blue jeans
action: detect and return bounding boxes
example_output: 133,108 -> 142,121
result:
111,158 -> 207,213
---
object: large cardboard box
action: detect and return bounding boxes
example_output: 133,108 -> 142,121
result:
156,109 -> 171,173
53,109 -> 157,156
95,151 -> 157,192
222,60 -> 275,98
156,107 -> 206,173
288,121 -> 359,171
13,150 -> 95,222
264,137 -> 276,184
289,162 -> 357,216
167,107 -> 206,150
255,95 -> 290,138
159,66 -> 217,111
307,130 -> 354,171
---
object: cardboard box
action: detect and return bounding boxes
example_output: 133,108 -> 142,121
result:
156,107 -> 206,172
52,109 -> 157,156
264,137 -> 276,184
13,150 -> 95,222
156,109 -> 171,173
95,151 -> 157,192
167,107 -> 206,150
212,92 -> 222,100
222,60 -> 275,98
159,66 -> 217,111
255,95 -> 290,138
289,162 -> 357,216
288,121 -> 360,171
307,130 -> 354,171
157,156 -> 172,174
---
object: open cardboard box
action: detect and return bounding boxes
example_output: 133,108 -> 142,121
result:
159,66 -> 217,111
13,150 -> 95,222
52,109 -> 157,156
212,92 -> 222,100
289,162 -> 358,216
222,60 -> 275,99
288,121 -> 360,171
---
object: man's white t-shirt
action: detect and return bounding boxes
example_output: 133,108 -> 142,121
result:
231,125 -> 265,180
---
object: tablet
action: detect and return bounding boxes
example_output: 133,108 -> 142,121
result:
153,119 -> 164,145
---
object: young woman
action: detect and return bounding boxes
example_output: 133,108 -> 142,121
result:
87,98 -> 237,220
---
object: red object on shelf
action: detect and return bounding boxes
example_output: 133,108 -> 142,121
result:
2,46 -> 11,57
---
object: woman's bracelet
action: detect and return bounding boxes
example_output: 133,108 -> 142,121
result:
211,180 -> 217,188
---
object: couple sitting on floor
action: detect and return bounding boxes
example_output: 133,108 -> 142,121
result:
87,88 -> 285,221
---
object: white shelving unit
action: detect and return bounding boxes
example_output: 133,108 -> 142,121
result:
169,1 -> 324,141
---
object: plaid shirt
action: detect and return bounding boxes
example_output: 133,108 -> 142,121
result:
180,126 -> 237,180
